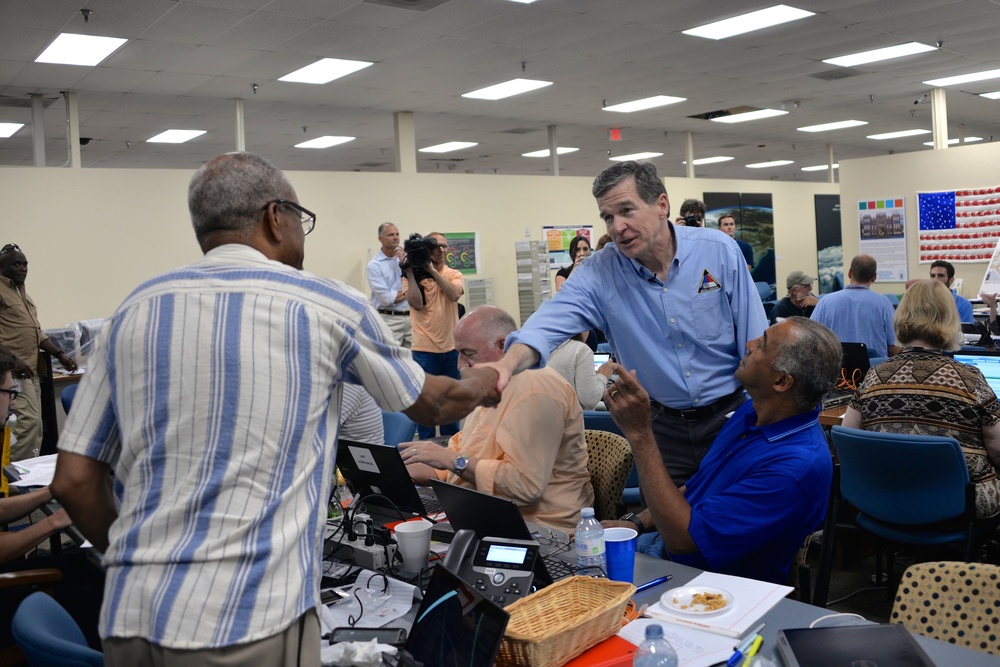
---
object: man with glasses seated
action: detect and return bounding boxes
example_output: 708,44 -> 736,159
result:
0,244 -> 78,460
50,152 -> 501,664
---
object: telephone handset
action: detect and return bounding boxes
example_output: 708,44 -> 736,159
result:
442,530 -> 540,606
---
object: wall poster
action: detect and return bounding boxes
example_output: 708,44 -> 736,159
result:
543,225 -> 594,269
442,231 -> 480,275
814,194 -> 843,294
858,198 -> 907,282
918,187 -> 1000,263
704,192 -> 775,298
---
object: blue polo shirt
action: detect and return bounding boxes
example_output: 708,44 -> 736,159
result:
672,400 -> 833,584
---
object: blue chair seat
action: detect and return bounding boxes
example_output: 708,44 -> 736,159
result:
12,592 -> 104,666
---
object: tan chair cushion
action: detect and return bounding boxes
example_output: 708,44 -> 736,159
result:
584,430 -> 634,522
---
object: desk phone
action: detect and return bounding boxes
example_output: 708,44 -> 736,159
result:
443,530 -> 540,606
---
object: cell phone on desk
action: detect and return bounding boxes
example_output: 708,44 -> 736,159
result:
442,529 -> 539,606
330,626 -> 407,646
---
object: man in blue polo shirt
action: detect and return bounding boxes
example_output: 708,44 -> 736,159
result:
930,259 -> 974,323
602,317 -> 838,584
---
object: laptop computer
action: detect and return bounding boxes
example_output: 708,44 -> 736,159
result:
840,341 -> 870,384
429,479 -> 576,587
390,564 -> 509,667
952,348 -> 1000,396
336,439 -> 443,519
776,624 -> 934,667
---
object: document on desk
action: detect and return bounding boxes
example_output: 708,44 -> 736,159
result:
10,454 -> 58,487
620,618 -> 733,667
319,568 -> 419,634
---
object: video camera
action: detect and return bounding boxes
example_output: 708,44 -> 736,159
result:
399,233 -> 439,271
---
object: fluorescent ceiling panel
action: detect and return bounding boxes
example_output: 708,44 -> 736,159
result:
419,141 -> 478,153
797,120 -> 868,132
609,152 -> 663,161
711,109 -> 787,124
147,129 -> 206,144
508,0 -> 537,3
922,137 -> 983,146
279,58 -> 373,84
683,5 -> 814,40
746,160 -> 794,168
522,147 -> 579,157
462,79 -> 552,100
823,42 -> 935,68
979,91 -> 1000,100
603,95 -> 686,113
295,136 -> 355,149
867,129 -> 930,140
801,164 -> 839,171
924,68 -> 1000,87
682,156 -> 734,165
35,33 -> 127,66
0,123 -> 24,138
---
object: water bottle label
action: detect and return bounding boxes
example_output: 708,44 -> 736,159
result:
576,537 -> 605,558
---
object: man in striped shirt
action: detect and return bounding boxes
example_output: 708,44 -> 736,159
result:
50,152 -> 499,665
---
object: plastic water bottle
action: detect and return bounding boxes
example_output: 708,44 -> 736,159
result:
633,624 -> 679,667
575,507 -> 606,574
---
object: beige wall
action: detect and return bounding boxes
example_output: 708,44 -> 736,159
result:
3,166 -> 836,329
839,141 -> 1000,297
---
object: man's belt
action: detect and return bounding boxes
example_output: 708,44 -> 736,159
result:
651,388 -> 744,422
378,309 -> 410,316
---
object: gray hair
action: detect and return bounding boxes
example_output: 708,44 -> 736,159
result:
591,161 -> 667,204
466,305 -> 517,345
377,222 -> 396,236
188,152 -> 292,244
772,317 -> 842,409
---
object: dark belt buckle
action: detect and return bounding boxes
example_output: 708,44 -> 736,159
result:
679,409 -> 701,422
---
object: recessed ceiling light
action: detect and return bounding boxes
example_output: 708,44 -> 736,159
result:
603,95 -> 687,113
279,58 -> 373,84
609,152 -> 663,161
35,33 -> 127,66
462,79 -> 552,100
823,42 -> 936,68
867,129 -> 931,140
419,141 -> 478,153
507,0 -> 537,3
797,120 -> 868,132
711,109 -> 788,124
0,123 -> 24,138
295,136 -> 355,149
522,147 -> 579,157
801,164 -> 839,171
746,160 -> 794,168
922,137 -> 983,146
682,156 -> 734,165
147,129 -> 206,144
683,5 -> 814,40
924,68 -> 1000,87
979,91 -> 1000,100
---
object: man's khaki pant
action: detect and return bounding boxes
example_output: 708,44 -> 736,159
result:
9,376 -> 41,461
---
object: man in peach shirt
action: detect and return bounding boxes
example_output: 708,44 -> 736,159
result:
402,306 -> 594,533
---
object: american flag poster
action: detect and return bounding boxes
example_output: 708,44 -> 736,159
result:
918,187 -> 1000,263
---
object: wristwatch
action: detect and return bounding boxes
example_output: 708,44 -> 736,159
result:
453,455 -> 469,476
619,512 -> 645,535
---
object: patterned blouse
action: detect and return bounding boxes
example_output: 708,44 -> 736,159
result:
850,348 -> 1000,519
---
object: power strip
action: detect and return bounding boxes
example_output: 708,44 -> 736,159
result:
350,541 -> 397,570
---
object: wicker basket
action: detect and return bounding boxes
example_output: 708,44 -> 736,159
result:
496,576 -> 636,667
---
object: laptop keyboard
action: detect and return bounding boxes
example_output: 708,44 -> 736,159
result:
542,555 -> 575,582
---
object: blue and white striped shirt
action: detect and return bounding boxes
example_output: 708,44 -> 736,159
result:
58,245 -> 424,648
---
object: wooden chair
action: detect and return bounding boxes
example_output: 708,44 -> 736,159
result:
891,561 -> 1000,656
583,430 -> 633,522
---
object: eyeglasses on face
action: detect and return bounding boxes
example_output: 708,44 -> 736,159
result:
0,381 -> 21,401
262,199 -> 316,236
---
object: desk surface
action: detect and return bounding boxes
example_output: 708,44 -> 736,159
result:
819,404 -> 847,428
629,554 -> 1000,666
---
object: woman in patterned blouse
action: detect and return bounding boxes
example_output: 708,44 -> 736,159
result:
843,279 -> 1000,519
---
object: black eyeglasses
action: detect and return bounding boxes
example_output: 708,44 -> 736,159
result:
262,200 -> 316,236
0,382 -> 20,401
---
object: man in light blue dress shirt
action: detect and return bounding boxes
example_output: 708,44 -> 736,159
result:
367,222 -> 412,347
490,161 -> 767,538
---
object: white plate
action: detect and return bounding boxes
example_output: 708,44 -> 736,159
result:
660,586 -> 734,616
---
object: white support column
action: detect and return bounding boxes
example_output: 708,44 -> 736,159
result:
931,88 -> 948,150
826,144 -> 835,184
65,91 -> 81,168
684,131 -> 695,178
234,98 -> 245,151
394,111 -> 417,173
30,94 -> 45,167
548,124 -> 559,176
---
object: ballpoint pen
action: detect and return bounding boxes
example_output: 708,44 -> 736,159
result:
725,630 -> 761,667
635,574 -> 673,593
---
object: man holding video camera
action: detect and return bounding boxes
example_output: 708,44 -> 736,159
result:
404,232 -> 465,439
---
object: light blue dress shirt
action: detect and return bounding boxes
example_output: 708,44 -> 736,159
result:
366,249 -> 407,311
506,225 -> 767,409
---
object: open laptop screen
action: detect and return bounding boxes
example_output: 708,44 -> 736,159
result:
952,350 -> 1000,396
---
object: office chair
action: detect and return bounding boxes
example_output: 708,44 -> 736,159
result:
381,410 -> 417,446
621,463 -> 640,507
816,426 -> 997,605
583,430 -> 633,522
883,293 -> 899,307
60,384 -> 78,415
891,561 -> 1000,656
581,410 -> 623,438
11,592 -> 103,667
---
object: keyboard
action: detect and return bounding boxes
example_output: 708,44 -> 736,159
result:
541,555 -> 576,582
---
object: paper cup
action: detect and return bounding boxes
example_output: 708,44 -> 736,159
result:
604,526 -> 638,582
394,519 -> 433,571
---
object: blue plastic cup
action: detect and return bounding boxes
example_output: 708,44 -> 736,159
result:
604,526 -> 638,582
